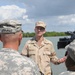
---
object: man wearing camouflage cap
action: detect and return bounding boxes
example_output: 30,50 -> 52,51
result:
59,40 -> 75,75
21,21 -> 66,75
0,20 -> 40,75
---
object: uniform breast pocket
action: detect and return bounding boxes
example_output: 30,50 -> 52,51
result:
29,50 -> 35,55
28,48 -> 36,60
43,50 -> 51,61
43,50 -> 51,56
44,47 -> 51,55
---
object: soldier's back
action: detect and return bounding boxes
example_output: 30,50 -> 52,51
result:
0,48 -> 40,75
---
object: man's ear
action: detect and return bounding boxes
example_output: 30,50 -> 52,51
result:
19,32 -> 23,41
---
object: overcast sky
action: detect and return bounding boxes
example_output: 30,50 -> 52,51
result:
0,0 -> 75,32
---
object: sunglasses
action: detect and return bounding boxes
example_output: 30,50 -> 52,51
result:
36,27 -> 45,31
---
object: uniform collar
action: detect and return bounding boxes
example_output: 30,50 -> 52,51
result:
31,37 -> 50,44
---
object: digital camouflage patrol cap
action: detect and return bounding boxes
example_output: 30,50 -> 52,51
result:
65,40 -> 75,62
0,20 -> 22,34
35,21 -> 46,28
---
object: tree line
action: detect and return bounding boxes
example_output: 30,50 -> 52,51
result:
23,31 -> 69,37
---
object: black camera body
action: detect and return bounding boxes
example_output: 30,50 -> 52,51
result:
57,31 -> 75,49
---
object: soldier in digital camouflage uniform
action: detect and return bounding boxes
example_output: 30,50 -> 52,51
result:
0,20 -> 40,75
21,21 -> 67,75
59,40 -> 75,75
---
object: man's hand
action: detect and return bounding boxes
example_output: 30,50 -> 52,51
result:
58,56 -> 67,63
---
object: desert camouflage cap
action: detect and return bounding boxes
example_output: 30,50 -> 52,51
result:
0,20 -> 22,34
35,21 -> 46,28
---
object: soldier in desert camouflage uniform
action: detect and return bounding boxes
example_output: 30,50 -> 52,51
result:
0,20 -> 40,75
21,21 -> 67,75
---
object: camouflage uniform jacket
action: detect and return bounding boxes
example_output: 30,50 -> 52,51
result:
59,71 -> 75,75
21,37 -> 60,75
0,48 -> 40,75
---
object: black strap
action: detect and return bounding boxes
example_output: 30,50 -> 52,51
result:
40,71 -> 44,75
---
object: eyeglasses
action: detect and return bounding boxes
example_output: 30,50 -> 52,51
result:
36,27 -> 45,31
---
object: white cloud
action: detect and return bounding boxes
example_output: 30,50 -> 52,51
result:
58,14 -> 75,25
0,5 -> 28,20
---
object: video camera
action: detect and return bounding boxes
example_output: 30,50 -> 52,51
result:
57,31 -> 75,49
